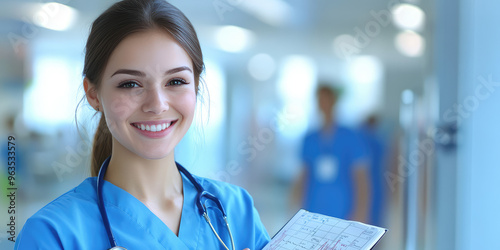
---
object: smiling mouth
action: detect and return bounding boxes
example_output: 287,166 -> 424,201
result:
131,120 -> 177,132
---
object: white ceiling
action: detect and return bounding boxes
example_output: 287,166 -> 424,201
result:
1,0 -> 433,72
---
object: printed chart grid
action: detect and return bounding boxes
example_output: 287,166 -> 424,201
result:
264,210 -> 385,250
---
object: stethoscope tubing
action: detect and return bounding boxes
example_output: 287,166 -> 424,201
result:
96,156 -> 234,250
97,156 -> 119,248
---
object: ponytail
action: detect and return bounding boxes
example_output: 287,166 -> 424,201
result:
90,114 -> 112,176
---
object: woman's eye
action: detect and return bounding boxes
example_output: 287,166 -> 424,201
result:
118,81 -> 139,88
168,78 -> 187,86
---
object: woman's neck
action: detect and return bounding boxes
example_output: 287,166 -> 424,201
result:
322,113 -> 335,130
104,140 -> 183,203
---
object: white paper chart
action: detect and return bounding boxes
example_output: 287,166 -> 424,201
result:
263,209 -> 387,250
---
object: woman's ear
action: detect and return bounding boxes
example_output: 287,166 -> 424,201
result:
83,77 -> 100,110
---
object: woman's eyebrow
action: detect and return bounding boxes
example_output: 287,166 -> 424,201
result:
110,66 -> 193,78
110,69 -> 144,78
166,66 -> 192,75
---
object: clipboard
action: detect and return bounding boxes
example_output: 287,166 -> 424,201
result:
263,209 -> 387,250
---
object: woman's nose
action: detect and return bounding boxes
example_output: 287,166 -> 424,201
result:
142,87 -> 169,114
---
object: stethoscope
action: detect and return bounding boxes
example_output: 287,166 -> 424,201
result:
97,156 -> 235,250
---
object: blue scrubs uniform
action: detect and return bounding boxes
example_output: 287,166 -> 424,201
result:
359,125 -> 386,226
300,124 -> 368,219
15,171 -> 270,249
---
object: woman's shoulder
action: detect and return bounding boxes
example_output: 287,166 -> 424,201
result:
192,174 -> 271,248
193,175 -> 256,205
15,177 -> 100,249
196,175 -> 250,194
28,177 -> 98,219
22,177 -> 99,226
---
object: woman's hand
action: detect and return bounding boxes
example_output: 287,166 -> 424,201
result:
243,248 -> 250,250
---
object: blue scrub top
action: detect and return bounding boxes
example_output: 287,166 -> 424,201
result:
15,171 -> 270,249
359,125 -> 386,226
300,124 -> 368,219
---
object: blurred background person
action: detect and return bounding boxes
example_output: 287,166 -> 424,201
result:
292,84 -> 371,222
359,114 -> 388,227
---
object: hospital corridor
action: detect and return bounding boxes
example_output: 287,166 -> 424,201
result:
1,0 -> 499,249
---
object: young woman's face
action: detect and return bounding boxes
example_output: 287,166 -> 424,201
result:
98,29 -> 196,159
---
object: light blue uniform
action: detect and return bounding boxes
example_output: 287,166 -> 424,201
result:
301,124 -> 368,219
15,171 -> 270,249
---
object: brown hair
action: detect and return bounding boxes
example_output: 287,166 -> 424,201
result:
82,0 -> 204,176
316,83 -> 341,100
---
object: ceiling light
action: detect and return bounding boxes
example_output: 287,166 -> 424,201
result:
248,53 -> 276,81
238,0 -> 292,26
33,2 -> 78,31
215,25 -> 254,53
395,30 -> 425,57
392,4 -> 425,31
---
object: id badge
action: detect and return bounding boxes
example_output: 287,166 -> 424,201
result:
315,156 -> 338,182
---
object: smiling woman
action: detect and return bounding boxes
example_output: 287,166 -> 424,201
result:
14,0 -> 270,249
86,29 -> 197,164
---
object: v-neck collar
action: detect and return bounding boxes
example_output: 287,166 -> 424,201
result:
100,170 -> 202,249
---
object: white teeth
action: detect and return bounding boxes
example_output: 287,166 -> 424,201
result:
135,122 -> 172,132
